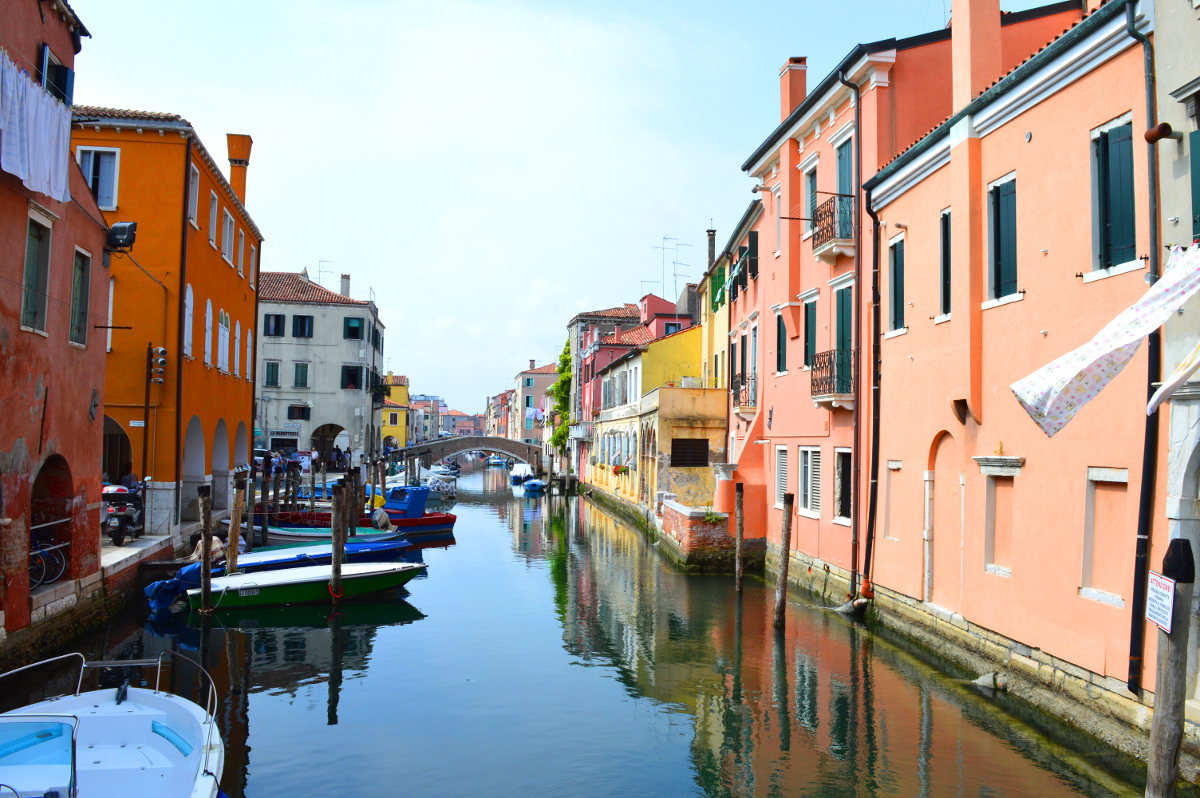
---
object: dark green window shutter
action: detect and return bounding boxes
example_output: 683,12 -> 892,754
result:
776,314 -> 786,372
837,140 -> 853,195
835,287 -> 852,393
804,302 -> 816,367
1191,130 -> 1200,239
737,246 -> 749,289
739,334 -> 747,381
992,182 -> 1017,298
748,231 -> 759,279
890,240 -> 905,330
807,169 -> 818,230
940,211 -> 951,316
729,342 -> 737,385
1100,123 -> 1135,266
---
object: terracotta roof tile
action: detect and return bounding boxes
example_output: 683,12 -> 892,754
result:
522,363 -> 558,374
382,399 -> 408,409
383,374 -> 408,386
258,272 -> 369,305
582,303 -> 640,319
600,326 -> 653,346
72,106 -> 190,125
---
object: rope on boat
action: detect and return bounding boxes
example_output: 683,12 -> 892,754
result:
327,582 -> 343,599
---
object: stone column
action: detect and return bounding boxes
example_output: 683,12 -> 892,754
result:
180,474 -> 212,522
143,480 -> 177,537
712,463 -> 736,514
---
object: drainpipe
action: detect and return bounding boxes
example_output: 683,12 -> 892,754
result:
173,135 -> 193,526
862,185 -> 882,599
1124,0 -> 1161,696
250,240 -> 263,464
838,69 -> 863,598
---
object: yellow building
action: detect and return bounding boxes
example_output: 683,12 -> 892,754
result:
590,326 -> 726,508
378,373 -> 410,449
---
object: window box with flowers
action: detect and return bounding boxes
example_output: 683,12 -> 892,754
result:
612,464 -> 629,476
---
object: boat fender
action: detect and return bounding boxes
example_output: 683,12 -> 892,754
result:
371,508 -> 391,530
971,672 -> 1009,692
115,682 -> 128,705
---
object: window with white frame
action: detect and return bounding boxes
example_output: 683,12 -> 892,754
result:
187,164 -> 199,224
234,320 -> 241,376
775,446 -> 789,507
249,245 -> 257,287
22,212 -> 52,332
77,147 -> 119,210
183,284 -> 194,356
208,192 -> 218,246
245,331 -> 253,381
204,300 -> 213,365
237,230 -> 245,276
798,446 -> 820,515
221,211 -> 235,263
217,310 -> 231,370
834,448 -> 852,522
987,173 -> 1017,300
1091,114 -> 1135,271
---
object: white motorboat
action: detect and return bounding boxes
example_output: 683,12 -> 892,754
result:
0,652 -> 224,798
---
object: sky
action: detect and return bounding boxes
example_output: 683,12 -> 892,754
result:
72,0 -> 1053,413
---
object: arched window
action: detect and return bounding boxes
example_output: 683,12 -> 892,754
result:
204,300 -> 213,365
218,310 -> 231,371
183,284 -> 194,356
245,331 -> 253,381
234,320 -> 241,376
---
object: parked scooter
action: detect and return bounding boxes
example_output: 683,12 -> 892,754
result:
102,482 -> 144,546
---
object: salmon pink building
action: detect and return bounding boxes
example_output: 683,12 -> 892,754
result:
862,0 -> 1178,770
723,0 -> 1082,603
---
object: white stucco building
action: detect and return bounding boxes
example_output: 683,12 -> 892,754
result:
256,271 -> 384,463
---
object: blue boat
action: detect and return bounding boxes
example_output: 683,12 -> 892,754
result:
523,479 -> 547,494
144,540 -> 412,611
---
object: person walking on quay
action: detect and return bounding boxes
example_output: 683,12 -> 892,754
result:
332,445 -> 342,471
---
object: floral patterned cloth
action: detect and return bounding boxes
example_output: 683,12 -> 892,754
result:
1011,246 -> 1200,437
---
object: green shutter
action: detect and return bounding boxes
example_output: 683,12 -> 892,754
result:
993,182 -> 1017,298
890,241 -> 905,330
835,287 -> 852,393
804,302 -> 816,367
776,314 -> 786,372
1104,124 -> 1135,266
1191,130 -> 1200,239
837,140 -> 853,195
807,169 -> 818,231
748,232 -> 759,279
940,212 -> 951,316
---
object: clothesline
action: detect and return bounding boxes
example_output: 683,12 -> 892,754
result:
0,45 -> 72,202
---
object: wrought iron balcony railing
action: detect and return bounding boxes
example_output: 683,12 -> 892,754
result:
811,195 -> 856,263
810,349 -> 854,407
731,373 -> 758,410
568,421 -> 594,441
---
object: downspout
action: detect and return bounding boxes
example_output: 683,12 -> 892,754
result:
250,240 -> 262,464
173,135 -> 193,525
1124,0 -> 1161,696
838,69 -> 863,598
863,185 -> 882,600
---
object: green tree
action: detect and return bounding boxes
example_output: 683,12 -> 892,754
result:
548,338 -> 572,453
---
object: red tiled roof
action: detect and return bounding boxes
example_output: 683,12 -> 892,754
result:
521,363 -> 558,375
600,326 -> 653,346
583,303 -> 640,319
382,399 -> 408,409
73,106 -> 190,125
258,272 -> 369,305
383,374 -> 408,386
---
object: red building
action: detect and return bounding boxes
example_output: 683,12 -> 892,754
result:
0,2 -> 109,639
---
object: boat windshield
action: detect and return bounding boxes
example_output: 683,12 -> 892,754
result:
0,718 -> 74,796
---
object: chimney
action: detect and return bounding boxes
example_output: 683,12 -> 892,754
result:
706,228 -> 716,269
779,57 -> 807,121
226,134 -> 253,203
951,0 -> 1001,110
340,274 -> 351,297
529,359 -> 536,371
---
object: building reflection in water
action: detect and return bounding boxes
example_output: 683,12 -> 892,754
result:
504,496 -> 1138,798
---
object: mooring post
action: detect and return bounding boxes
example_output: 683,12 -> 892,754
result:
330,483 -> 343,607
1147,538 -> 1196,798
198,485 -> 213,613
227,475 -> 244,575
735,482 -> 745,593
309,460 -> 316,512
773,492 -> 795,632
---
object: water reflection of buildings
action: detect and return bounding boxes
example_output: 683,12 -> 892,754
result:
547,498 -> 1130,798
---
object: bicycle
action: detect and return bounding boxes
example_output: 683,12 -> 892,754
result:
28,534 -> 69,589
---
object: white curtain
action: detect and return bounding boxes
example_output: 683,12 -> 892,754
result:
0,50 -> 71,202
183,284 -> 194,356
204,300 -> 213,364
234,320 -> 241,376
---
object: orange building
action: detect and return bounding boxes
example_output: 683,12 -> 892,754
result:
0,2 -> 109,638
863,0 -> 1170,761
71,109 -> 262,534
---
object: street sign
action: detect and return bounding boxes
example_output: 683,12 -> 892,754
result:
129,420 -> 145,427
1146,570 -> 1175,633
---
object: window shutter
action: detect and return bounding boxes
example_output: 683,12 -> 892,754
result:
739,335 -> 747,381
737,246 -> 749,289
1104,124 -> 1135,265
776,314 -> 786,372
837,140 -> 853,196
776,448 -> 789,505
804,302 -> 816,367
994,182 -> 1017,297
748,232 -> 759,279
810,450 -> 821,512
890,240 -> 905,330
940,212 -> 952,316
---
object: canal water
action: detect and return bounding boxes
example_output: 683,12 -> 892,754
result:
6,462 -> 1150,796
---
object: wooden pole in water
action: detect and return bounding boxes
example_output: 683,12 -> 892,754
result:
309,460 -> 316,512
773,492 -> 795,632
255,459 -> 272,553
227,475 -> 244,575
198,485 -> 213,613
734,482 -> 745,593
330,483 -> 343,607
1147,538 -> 1196,798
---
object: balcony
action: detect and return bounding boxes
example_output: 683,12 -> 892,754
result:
811,195 -> 856,264
569,421 -> 594,441
810,349 -> 854,409
731,373 -> 758,414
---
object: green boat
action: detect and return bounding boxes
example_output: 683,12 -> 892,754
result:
187,599 -> 425,630
185,562 -> 425,610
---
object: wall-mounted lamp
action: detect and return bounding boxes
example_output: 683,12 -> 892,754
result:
893,222 -> 908,230
1145,122 -> 1183,143
751,184 -> 766,193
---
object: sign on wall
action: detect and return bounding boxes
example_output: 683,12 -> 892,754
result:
1146,570 -> 1176,633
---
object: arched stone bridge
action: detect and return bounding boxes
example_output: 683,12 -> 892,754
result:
392,436 -> 543,473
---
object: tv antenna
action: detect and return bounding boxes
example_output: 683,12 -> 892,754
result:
672,261 -> 692,299
652,236 -> 678,297
317,259 -> 335,288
